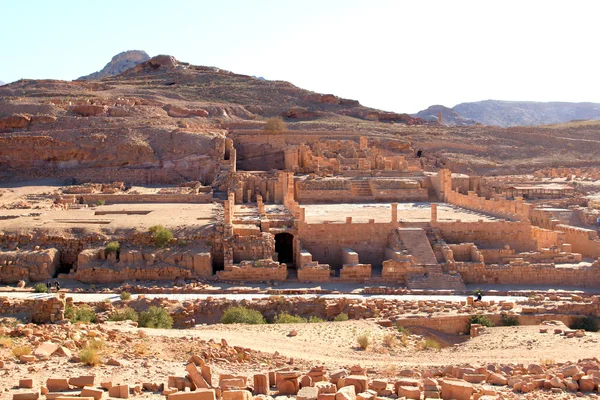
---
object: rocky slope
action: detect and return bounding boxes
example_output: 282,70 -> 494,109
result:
2,54 -> 600,179
78,50 -> 150,80
453,100 -> 600,127
414,105 -> 477,126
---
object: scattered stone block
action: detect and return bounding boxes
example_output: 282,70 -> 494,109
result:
253,374 -> 269,395
335,385 -> 356,400
297,386 -> 319,400
440,379 -> 474,400
108,384 -> 129,399
68,375 -> 95,388
13,392 -> 40,400
396,385 -> 420,400
80,387 -> 103,400
167,389 -> 216,400
19,378 -> 34,388
46,378 -> 70,392
222,389 -> 252,400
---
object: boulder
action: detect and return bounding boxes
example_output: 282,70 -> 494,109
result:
335,385 -> 356,400
440,379 -> 474,400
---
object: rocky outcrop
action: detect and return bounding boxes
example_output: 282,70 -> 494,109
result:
78,50 -> 150,80
70,104 -> 107,117
123,55 -> 179,75
0,114 -> 31,130
414,105 -> 478,126
164,104 -> 209,118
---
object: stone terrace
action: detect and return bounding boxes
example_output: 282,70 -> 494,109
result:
302,203 -> 499,224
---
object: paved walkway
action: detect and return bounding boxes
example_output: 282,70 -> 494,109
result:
0,292 -> 527,303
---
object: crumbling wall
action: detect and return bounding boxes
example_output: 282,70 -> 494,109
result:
216,259 -> 287,281
0,248 -> 60,283
73,247 -> 212,283
433,221 -> 537,252
0,295 -> 65,323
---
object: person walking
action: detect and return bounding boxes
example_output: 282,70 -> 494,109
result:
46,281 -> 52,293
54,280 -> 60,292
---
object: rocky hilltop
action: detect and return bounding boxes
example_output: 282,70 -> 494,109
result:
453,100 -> 600,127
414,104 -> 477,126
78,50 -> 150,80
2,53 -> 600,179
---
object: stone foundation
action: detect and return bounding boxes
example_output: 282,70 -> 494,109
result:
0,248 -> 60,283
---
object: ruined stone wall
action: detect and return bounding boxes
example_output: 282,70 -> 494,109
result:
555,224 -> 600,258
216,259 -> 287,281
381,259 -> 424,282
73,247 -> 212,283
0,295 -> 65,323
396,313 -> 573,335
81,193 -> 213,204
298,221 -> 396,268
455,261 -> 600,287
532,226 -> 565,250
232,233 -> 275,264
433,221 -> 537,252
0,248 -> 60,283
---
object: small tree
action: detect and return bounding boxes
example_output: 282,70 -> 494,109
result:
264,117 -> 287,134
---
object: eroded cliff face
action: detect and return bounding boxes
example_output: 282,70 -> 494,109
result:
0,77 -> 226,184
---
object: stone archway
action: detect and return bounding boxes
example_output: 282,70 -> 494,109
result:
274,232 -> 294,267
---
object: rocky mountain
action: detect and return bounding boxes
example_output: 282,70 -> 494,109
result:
414,105 -> 478,126
453,100 -> 600,127
78,50 -> 150,80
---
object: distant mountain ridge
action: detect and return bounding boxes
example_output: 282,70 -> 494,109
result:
78,50 -> 150,80
414,105 -> 478,126
415,100 -> 600,127
0,80 -> 5,86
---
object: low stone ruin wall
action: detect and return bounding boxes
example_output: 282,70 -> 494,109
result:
381,259 -> 425,282
0,248 -> 60,283
217,260 -> 287,282
395,313 -> 574,335
73,247 -> 212,283
81,193 -> 213,204
0,295 -> 65,323
454,261 -> 600,287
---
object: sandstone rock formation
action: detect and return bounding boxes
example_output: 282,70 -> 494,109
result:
78,50 -> 150,80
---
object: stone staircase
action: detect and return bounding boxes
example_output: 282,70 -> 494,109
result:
350,180 -> 372,197
397,228 -> 466,291
397,228 -> 438,265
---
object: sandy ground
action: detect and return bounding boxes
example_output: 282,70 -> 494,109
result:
302,203 -> 498,223
2,320 -> 599,398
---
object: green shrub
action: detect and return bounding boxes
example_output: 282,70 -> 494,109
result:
105,241 -> 120,254
419,338 -> 441,350
467,314 -> 494,331
95,199 -> 105,206
109,306 -> 139,322
34,283 -> 48,293
356,332 -> 370,350
12,345 -> 32,358
120,291 -> 132,301
139,306 -> 173,329
308,316 -> 325,323
65,304 -> 97,324
149,225 -> 174,248
221,306 -> 265,324
570,316 -> 599,332
333,312 -> 349,322
500,314 -> 520,326
263,117 -> 287,134
79,345 -> 101,366
274,312 -> 307,324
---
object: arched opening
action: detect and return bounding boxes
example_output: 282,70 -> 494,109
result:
275,233 -> 294,267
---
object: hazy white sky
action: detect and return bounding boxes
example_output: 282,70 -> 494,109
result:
1,0 -> 599,113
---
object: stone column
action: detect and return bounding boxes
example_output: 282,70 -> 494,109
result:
391,203 -> 398,223
257,195 -> 265,216
431,203 -> 438,223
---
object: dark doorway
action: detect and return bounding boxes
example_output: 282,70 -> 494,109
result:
275,233 -> 294,267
